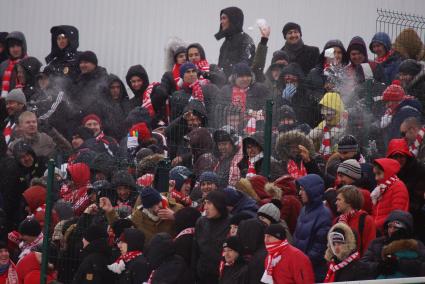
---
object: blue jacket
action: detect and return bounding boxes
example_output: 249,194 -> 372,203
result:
293,174 -> 332,282
231,191 -> 259,217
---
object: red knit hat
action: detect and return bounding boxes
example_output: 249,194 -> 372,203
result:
129,122 -> 152,142
382,80 -> 406,102
82,114 -> 102,126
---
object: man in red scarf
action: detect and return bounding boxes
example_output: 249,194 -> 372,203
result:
262,224 -> 314,284
0,32 -> 27,98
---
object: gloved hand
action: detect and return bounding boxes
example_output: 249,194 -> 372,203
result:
282,83 -> 297,101
378,254 -> 398,275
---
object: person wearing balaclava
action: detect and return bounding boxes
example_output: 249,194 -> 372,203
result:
45,25 -> 80,79
279,22 -> 320,75
215,6 -> 255,78
362,210 -> 425,279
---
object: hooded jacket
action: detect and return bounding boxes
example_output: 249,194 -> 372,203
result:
307,39 -> 349,91
16,56 -> 42,100
370,32 -> 402,84
372,158 -> 409,231
0,32 -> 27,92
293,174 -> 332,282
187,127 -> 217,177
362,210 -> 425,279
45,25 -> 80,78
215,7 -> 255,77
309,92 -> 346,153
275,131 -> 324,177
22,185 -> 46,214
324,223 -> 373,281
101,74 -> 132,140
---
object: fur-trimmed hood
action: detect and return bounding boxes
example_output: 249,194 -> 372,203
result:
325,222 -> 357,262
264,182 -> 282,200
164,37 -> 187,72
137,153 -> 165,176
275,130 -> 315,161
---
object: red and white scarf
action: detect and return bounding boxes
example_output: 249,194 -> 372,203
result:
0,261 -> 18,284
246,152 -> 263,178
261,240 -> 289,284
3,120 -> 16,145
195,59 -> 210,73
231,87 -> 248,112
170,189 -> 192,206
375,49 -> 394,64
107,251 -> 143,274
142,82 -> 160,117
287,159 -> 307,179
172,64 -> 182,90
370,175 -> 399,205
1,59 -> 19,98
337,209 -> 357,224
174,227 -> 195,241
409,127 -> 425,157
324,251 -> 360,283
18,232 -> 43,259
188,80 -> 205,103
95,131 -> 114,156
320,125 -> 332,159
228,142 -> 243,186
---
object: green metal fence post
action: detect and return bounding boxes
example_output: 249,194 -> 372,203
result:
262,99 -> 274,179
40,159 -> 55,284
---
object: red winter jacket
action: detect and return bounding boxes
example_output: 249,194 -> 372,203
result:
372,158 -> 409,231
268,244 -> 315,284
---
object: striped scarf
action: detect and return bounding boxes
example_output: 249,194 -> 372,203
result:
246,152 -> 263,178
188,80 -> 205,103
370,175 -> 399,205
174,227 -> 195,241
195,59 -> 210,73
320,126 -> 332,159
142,82 -> 160,117
108,251 -> 143,274
3,120 -> 15,145
324,251 -> 360,283
95,131 -> 114,156
261,240 -> 289,284
1,59 -> 19,98
286,159 -> 307,179
409,127 -> 425,157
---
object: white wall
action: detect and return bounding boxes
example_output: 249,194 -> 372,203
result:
1,0 -> 424,82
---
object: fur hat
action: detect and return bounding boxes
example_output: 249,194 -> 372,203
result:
78,50 -> 98,65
